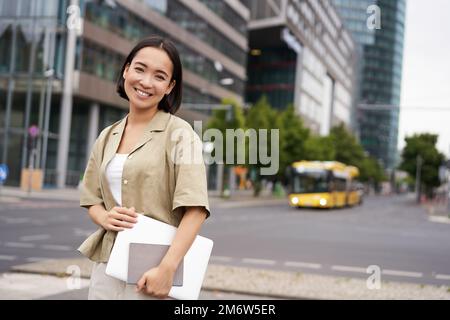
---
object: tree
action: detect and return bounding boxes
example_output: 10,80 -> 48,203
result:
303,135 -> 335,161
329,123 -> 365,166
206,98 -> 246,194
245,96 -> 278,195
277,104 -> 310,181
399,133 -> 445,197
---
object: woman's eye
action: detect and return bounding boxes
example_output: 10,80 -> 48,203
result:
156,75 -> 166,80
135,67 -> 144,73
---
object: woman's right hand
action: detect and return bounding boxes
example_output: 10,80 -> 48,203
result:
100,206 -> 138,232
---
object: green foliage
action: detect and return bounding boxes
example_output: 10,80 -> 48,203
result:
206,96 -> 388,193
206,98 -> 245,165
329,124 -> 365,166
303,136 -> 335,161
277,104 -> 310,178
399,133 -> 446,196
245,96 -> 278,181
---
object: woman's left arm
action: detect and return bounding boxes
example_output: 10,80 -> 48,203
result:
136,206 -> 207,298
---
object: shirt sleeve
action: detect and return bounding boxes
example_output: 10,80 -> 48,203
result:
80,138 -> 104,209
171,126 -> 210,218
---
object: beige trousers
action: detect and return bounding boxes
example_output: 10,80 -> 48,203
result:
88,262 -> 159,300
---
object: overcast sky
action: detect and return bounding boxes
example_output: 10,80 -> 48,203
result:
398,0 -> 450,157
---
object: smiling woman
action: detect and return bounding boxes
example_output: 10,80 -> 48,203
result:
116,37 -> 182,114
79,36 -> 210,300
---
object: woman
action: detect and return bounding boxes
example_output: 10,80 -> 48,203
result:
79,36 -> 210,300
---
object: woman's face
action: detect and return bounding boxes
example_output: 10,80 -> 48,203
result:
123,46 -> 175,111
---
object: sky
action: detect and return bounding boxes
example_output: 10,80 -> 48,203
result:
398,0 -> 450,157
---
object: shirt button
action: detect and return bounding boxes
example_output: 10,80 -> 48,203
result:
123,179 -> 128,185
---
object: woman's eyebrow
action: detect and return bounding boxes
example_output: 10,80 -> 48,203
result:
135,61 -> 169,77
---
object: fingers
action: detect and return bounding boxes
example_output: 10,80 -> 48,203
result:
136,274 -> 146,292
114,206 -> 138,218
109,212 -> 138,224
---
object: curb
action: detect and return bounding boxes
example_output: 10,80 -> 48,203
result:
8,258 -> 450,300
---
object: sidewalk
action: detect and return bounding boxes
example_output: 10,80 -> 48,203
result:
0,185 -> 287,207
1,257 -> 449,300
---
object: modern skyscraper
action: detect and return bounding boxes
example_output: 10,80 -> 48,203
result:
332,0 -> 406,169
243,0 -> 358,136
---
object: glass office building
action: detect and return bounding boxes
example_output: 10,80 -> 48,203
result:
332,0 -> 406,169
0,0 -> 248,187
243,0 -> 358,136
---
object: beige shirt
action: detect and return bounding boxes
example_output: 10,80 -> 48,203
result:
78,110 -> 210,262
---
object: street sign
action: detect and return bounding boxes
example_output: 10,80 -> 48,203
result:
0,164 -> 8,183
28,125 -> 39,138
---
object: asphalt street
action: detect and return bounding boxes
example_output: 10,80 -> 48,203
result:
0,194 -> 449,287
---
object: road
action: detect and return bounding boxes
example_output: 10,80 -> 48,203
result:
0,194 -> 449,287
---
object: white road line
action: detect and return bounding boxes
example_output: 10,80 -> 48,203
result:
284,261 -> 322,269
19,234 -> 51,242
428,216 -> 450,224
331,265 -> 367,274
210,256 -> 233,262
4,242 -> 36,248
382,269 -> 423,278
242,258 -> 276,266
40,244 -> 73,251
435,274 -> 450,280
26,257 -> 51,262
0,255 -> 17,261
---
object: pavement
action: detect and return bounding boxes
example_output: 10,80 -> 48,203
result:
1,186 -> 449,300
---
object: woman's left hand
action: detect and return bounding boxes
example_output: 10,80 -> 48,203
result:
136,264 -> 175,299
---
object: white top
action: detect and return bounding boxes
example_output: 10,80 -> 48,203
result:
105,153 -> 129,207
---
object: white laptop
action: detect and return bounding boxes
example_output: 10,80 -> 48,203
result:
105,213 -> 213,300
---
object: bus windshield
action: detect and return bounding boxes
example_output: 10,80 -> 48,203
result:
292,170 -> 330,194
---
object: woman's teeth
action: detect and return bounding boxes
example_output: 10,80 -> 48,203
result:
135,88 -> 151,97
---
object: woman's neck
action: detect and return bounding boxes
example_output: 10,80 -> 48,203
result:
127,105 -> 158,128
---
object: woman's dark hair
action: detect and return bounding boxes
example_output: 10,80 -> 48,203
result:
116,36 -> 183,114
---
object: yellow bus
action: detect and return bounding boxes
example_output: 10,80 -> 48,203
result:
288,161 -> 362,209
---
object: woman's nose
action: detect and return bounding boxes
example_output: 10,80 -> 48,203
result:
139,74 -> 153,88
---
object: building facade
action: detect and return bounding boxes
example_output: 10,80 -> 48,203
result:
243,0 -> 358,136
332,0 -> 406,169
0,0 -> 248,188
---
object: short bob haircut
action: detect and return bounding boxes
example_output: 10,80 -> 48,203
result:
116,36 -> 183,114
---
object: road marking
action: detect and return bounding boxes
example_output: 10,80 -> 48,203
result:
428,216 -> 450,224
40,244 -> 73,251
435,274 -> 450,280
242,258 -> 276,266
73,228 -> 95,237
0,217 -> 31,224
331,265 -> 367,274
382,269 -> 423,278
284,261 -> 322,269
19,234 -> 51,242
4,242 -> 36,248
0,255 -> 17,261
26,257 -> 51,262
210,256 -> 233,263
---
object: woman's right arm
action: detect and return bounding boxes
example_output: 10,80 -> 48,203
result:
87,204 -> 138,232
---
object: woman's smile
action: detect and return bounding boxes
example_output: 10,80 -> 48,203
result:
134,87 -> 153,99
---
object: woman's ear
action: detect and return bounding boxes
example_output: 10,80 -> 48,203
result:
123,63 -> 130,79
166,80 -> 176,96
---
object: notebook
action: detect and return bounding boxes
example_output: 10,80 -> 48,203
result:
127,243 -> 183,286
105,213 -> 213,300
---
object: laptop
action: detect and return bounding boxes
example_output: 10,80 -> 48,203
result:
127,243 -> 184,286
105,213 -> 213,300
